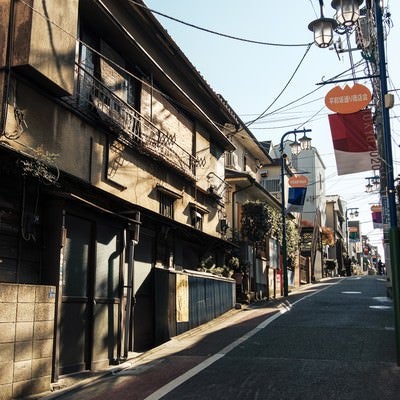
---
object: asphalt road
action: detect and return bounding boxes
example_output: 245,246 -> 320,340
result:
43,275 -> 400,400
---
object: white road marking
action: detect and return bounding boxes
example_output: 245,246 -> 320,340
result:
144,281 -> 337,400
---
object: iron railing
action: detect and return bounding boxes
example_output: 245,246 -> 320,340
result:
62,64 -> 198,180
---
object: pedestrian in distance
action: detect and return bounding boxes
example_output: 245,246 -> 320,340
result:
377,260 -> 383,275
344,255 -> 352,276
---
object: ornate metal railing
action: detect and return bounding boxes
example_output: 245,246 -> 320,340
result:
62,64 -> 198,180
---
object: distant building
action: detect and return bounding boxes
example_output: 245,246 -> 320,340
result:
325,195 -> 346,275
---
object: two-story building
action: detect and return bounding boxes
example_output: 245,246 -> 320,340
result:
220,103 -> 282,300
0,1 -> 248,397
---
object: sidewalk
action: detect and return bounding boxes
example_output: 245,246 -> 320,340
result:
34,282 -> 330,400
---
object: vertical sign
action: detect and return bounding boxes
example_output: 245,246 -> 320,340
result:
176,274 -> 189,322
381,195 -> 389,226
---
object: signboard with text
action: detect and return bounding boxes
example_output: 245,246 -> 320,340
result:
325,83 -> 372,114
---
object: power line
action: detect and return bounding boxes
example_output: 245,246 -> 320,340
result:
132,1 -> 312,48
244,60 -> 366,129
245,43 -> 313,127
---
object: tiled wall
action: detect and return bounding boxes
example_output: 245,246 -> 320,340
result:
0,284 -> 56,400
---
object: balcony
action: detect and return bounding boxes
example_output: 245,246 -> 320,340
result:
62,64 -> 198,181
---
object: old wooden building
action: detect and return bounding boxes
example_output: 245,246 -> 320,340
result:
0,1 -> 243,397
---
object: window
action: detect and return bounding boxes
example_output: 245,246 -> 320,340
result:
189,202 -> 209,231
160,192 -> 174,219
78,25 -> 138,109
191,210 -> 203,230
262,179 -> 280,193
157,184 -> 182,220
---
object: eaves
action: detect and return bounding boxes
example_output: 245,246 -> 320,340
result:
225,170 -> 281,209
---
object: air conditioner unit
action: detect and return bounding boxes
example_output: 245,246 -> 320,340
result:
225,152 -> 238,169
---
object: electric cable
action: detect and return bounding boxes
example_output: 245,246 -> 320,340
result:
245,43 -> 313,127
133,0 -> 312,48
247,60 -> 366,127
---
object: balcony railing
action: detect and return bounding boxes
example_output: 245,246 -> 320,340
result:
62,64 -> 198,181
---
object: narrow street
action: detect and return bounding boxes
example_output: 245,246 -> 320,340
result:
41,275 -> 400,400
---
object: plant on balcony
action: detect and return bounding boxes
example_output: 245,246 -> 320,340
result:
226,256 -> 240,271
19,145 -> 60,185
197,255 -> 233,277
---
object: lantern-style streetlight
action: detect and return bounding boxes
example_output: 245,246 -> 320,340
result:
308,1 -> 337,48
280,128 -> 312,297
308,0 -> 362,48
289,138 -> 302,156
365,175 -> 380,193
345,207 -> 359,256
299,132 -> 313,151
331,0 -> 363,27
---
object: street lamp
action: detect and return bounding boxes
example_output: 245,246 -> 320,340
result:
280,128 -> 312,297
365,175 -> 380,193
345,207 -> 359,256
308,0 -> 361,48
331,0 -> 363,27
308,1 -> 337,48
299,132 -> 313,150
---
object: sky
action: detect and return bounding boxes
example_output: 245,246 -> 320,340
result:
144,0 -> 400,258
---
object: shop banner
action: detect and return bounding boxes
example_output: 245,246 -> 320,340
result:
328,109 -> 378,175
371,205 -> 383,229
287,187 -> 307,213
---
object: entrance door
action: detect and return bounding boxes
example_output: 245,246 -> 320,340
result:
59,214 -> 123,374
92,222 -> 122,369
59,214 -> 92,375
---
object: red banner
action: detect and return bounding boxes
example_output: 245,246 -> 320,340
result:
328,109 -> 378,175
371,205 -> 382,229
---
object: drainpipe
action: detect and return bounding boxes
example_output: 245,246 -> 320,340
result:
1,0 -> 14,134
123,214 -> 140,359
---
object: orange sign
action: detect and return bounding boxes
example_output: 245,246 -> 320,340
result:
371,205 -> 382,212
288,175 -> 308,188
325,83 -> 371,114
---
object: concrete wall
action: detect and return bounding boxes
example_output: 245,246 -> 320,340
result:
0,284 -> 56,400
12,0 -> 78,96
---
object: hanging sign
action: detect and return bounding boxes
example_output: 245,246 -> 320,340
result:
371,205 -> 382,229
287,187 -> 307,213
325,83 -> 372,114
288,175 -> 308,188
328,108 -> 378,176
